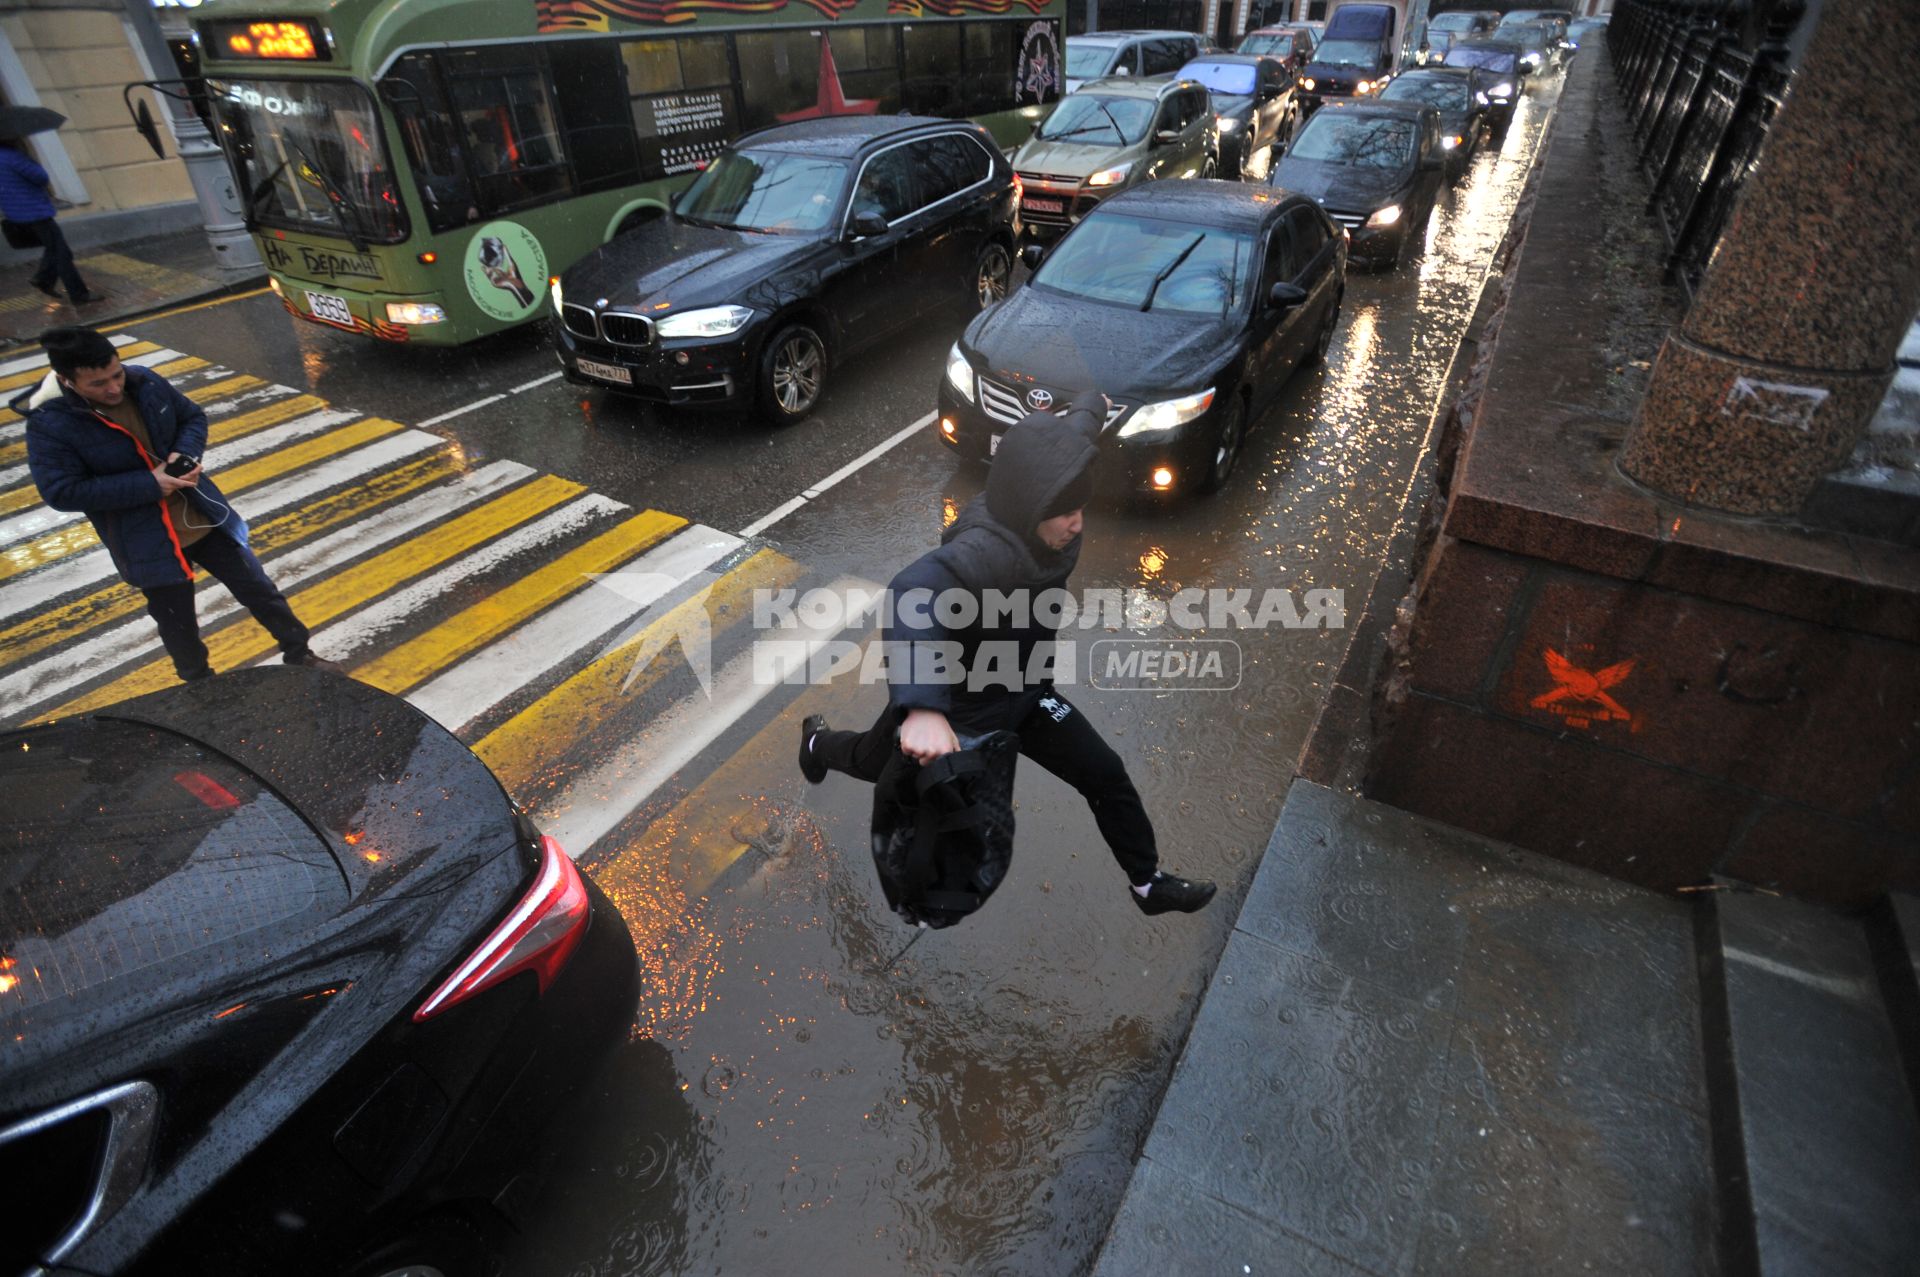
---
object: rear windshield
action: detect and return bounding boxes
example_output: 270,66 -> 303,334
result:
1180,61 -> 1259,97
1446,46 -> 1518,72
1,721 -> 342,1017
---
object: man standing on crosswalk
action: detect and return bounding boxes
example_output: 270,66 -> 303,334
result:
19,325 -> 340,682
798,395 -> 1217,918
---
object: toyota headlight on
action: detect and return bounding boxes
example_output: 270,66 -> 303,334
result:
1117,388 -> 1215,438
1087,162 -> 1134,187
656,304 -> 754,339
1366,204 -> 1403,227
945,343 -> 976,404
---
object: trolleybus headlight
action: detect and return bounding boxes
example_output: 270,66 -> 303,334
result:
385,302 -> 446,325
656,304 -> 754,339
549,276 -> 564,313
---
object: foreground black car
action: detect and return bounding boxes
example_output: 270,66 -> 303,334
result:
0,668 -> 638,1277
1271,100 -> 1444,268
1377,67 -> 1491,175
553,116 -> 1018,424
938,181 -> 1346,497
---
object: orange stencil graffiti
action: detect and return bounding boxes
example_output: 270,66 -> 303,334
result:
1530,648 -> 1638,730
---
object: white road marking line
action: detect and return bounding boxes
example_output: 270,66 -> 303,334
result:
122,349 -> 186,369
0,334 -> 135,379
541,574 -> 879,859
738,411 -> 934,538
0,431 -> 458,624
0,407 -> 362,548
420,394 -> 505,428
286,494 -> 625,662
511,372 -> 562,394
406,524 -> 743,735
0,460 -> 533,719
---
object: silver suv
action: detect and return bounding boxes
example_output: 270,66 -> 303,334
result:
1065,30 -> 1206,92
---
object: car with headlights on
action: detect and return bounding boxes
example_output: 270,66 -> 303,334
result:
1442,41 -> 1524,130
1498,20 -> 1562,75
553,115 -> 1018,424
0,667 -> 638,1277
1176,54 -> 1297,180
1377,67 -> 1490,175
1012,77 -> 1216,242
1270,99 -> 1444,269
938,181 -> 1346,497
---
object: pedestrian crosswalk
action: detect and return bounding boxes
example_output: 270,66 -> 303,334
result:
0,332 -> 845,881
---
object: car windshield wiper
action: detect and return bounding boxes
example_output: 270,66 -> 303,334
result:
1042,123 -> 1123,141
1093,100 -> 1131,142
1140,233 -> 1205,312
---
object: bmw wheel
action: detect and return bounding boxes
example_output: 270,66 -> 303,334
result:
974,241 -> 1012,310
759,323 -> 828,424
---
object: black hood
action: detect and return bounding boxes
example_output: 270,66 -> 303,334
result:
965,286 -> 1237,406
935,401 -> 1102,590
562,216 -> 821,312
1272,156 -> 1411,210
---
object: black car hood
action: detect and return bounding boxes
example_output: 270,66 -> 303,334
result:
563,217 -> 821,312
1273,156 -> 1411,210
966,285 -> 1236,402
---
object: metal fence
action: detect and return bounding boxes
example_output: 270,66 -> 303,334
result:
1606,0 -> 1797,298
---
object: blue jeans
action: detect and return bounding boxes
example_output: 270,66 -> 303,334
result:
24,217 -> 88,299
140,533 -> 311,680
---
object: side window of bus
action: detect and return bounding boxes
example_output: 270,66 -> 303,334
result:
623,36 -> 739,182
548,41 -> 642,195
737,27 -> 901,133
382,52 -> 476,235
441,46 -> 571,214
902,25 -> 962,116
961,22 -> 1019,115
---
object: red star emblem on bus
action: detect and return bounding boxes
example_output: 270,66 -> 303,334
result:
778,34 -> 879,122
1530,648 -> 1636,728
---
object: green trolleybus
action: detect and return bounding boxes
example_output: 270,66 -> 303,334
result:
141,0 -> 1066,345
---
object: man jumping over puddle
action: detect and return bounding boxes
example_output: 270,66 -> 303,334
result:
798,396 -> 1216,918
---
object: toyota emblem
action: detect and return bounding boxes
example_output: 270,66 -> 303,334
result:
1027,388 -> 1054,411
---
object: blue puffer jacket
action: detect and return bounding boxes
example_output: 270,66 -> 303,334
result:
18,366 -> 249,589
0,145 -> 56,223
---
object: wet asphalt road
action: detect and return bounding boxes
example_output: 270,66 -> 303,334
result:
91,73 -> 1558,1277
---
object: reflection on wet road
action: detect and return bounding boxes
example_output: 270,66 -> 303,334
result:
498,76 -> 1565,1277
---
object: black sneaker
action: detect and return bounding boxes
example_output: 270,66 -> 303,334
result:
30,279 -> 59,299
799,713 -> 828,784
1132,871 -> 1217,916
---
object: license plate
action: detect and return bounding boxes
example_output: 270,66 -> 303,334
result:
304,290 -> 353,327
989,433 -> 1003,457
576,357 -> 633,386
1022,197 -> 1065,214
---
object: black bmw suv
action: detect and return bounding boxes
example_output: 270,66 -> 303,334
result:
553,116 -> 1019,424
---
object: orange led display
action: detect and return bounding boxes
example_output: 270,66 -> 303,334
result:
205,18 -> 329,62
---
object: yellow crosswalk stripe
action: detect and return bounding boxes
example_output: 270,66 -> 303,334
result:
0,417 -> 405,585
0,449 -> 459,672
0,394 -> 330,519
475,547 -> 802,796
151,356 -> 209,379
0,341 -> 161,394
354,509 -> 687,697
0,371 -> 272,447
37,473 -> 586,721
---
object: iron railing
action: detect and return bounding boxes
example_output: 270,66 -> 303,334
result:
1606,0 -> 1801,298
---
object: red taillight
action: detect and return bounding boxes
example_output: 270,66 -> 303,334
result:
413,835 -> 589,1022
174,769 -> 239,809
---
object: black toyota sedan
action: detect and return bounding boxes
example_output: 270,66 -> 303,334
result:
1377,67 -> 1490,175
553,116 -> 1018,424
1271,100 -> 1444,269
0,668 -> 638,1277
937,182 -> 1346,497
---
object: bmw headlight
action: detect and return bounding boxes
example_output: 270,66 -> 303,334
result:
1366,204 -> 1403,227
945,342 -> 976,404
1117,387 -> 1215,438
656,304 -> 754,339
1217,115 -> 1242,132
1087,162 -> 1134,187
549,276 -> 564,313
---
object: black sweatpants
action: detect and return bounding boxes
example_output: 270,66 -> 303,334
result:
811,693 -> 1160,885
139,533 -> 311,681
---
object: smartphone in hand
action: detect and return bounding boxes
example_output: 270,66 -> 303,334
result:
163,454 -> 198,478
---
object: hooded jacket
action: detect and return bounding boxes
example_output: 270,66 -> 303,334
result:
885,397 -> 1103,733
18,366 -> 246,589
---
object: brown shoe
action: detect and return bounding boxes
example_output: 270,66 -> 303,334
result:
284,651 -> 345,674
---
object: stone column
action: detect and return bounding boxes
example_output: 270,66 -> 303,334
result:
1619,0 -> 1920,516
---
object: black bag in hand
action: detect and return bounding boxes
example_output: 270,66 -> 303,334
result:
870,730 -> 1019,929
